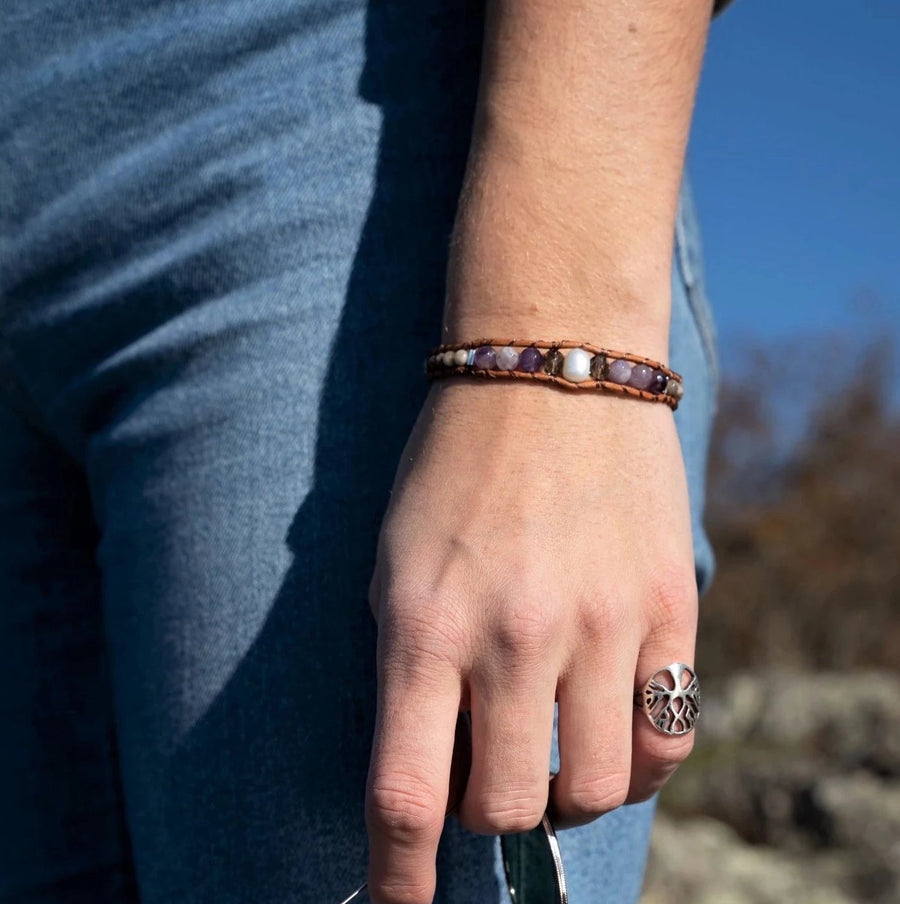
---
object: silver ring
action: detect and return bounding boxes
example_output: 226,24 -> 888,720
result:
633,663 -> 700,736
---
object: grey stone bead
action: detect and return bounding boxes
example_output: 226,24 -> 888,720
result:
664,379 -> 684,400
543,348 -> 564,376
590,354 -> 608,380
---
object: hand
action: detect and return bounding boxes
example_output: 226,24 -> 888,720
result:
364,376 -> 698,904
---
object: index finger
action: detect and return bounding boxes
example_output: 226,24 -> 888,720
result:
365,630 -> 462,904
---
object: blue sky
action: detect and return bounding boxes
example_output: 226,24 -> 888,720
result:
688,0 -> 899,365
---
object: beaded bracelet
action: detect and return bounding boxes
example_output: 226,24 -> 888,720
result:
424,339 -> 684,409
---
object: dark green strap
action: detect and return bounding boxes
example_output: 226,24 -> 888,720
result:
502,830 -> 561,904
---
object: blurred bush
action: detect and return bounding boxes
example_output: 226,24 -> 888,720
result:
699,335 -> 899,677
642,334 -> 900,904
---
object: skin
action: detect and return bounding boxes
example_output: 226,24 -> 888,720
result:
365,1 -> 714,901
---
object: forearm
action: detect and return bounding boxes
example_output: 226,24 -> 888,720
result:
444,0 -> 713,360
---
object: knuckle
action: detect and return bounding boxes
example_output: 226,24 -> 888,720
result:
645,564 -> 698,636
627,747 -> 690,804
381,603 -> 467,676
492,600 -> 559,662
628,736 -> 696,804
366,776 -> 444,843
372,879 -> 434,904
626,782 -> 660,804
466,789 -> 547,835
642,733 -> 696,771
563,772 -> 631,818
577,594 -> 629,642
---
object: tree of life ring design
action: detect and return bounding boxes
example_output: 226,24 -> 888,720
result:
638,664 -> 700,736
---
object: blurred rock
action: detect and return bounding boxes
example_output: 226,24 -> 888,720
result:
700,671 -> 900,775
813,773 -> 900,866
642,814 -> 856,904
811,773 -> 900,901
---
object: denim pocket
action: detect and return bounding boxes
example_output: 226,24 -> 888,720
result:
674,172 -> 720,399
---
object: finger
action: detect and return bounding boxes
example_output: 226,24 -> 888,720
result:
458,624 -> 557,835
550,611 -> 640,829
628,581 -> 698,803
447,710 -> 472,817
366,622 -> 462,904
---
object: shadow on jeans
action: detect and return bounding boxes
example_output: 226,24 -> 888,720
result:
169,1 -> 498,901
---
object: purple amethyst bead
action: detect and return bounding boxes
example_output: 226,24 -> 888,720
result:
518,346 -> 544,373
628,363 -> 654,390
650,369 -> 669,394
607,358 -> 633,384
473,345 -> 497,369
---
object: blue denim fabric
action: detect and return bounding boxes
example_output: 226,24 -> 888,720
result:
0,1 -> 718,902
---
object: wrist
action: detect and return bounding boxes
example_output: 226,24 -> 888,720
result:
443,151 -> 675,359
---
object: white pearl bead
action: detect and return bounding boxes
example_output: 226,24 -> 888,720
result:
562,347 -> 592,382
453,348 -> 469,366
442,350 -> 455,366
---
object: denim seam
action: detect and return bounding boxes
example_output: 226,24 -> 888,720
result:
674,188 -> 720,411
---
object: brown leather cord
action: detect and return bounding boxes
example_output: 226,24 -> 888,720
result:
427,366 -> 679,409
430,339 -> 682,380
424,339 -> 683,410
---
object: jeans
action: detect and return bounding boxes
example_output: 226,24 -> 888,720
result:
0,1 -> 719,901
